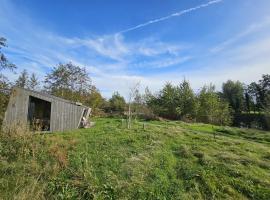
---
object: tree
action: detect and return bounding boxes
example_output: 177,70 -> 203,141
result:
0,37 -> 16,71
15,69 -> 29,88
244,85 -> 251,113
0,37 -> 16,126
248,82 -> 261,112
175,80 -> 197,120
247,74 -> 270,112
44,62 -> 92,102
197,84 -> 231,125
0,75 -> 11,126
85,86 -> 105,112
127,82 -> 141,127
158,82 -> 178,119
146,80 -> 196,120
28,73 -> 40,90
258,74 -> 270,110
222,80 -> 244,114
109,92 -> 126,113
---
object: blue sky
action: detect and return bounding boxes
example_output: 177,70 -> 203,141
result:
1,0 -> 270,98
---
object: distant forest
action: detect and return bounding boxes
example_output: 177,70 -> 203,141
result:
1,37 -> 270,130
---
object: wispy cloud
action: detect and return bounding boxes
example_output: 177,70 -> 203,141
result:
132,56 -> 191,69
0,0 -> 190,96
77,34 -> 129,62
1,0 -> 270,98
210,17 -> 270,53
117,0 -> 223,34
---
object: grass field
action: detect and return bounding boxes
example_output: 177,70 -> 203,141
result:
1,118 -> 270,199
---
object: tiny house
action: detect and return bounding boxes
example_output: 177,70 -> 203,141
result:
3,87 -> 91,132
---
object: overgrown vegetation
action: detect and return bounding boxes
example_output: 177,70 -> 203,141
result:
0,37 -> 15,127
1,37 -> 270,131
1,37 -> 270,130
1,118 -> 270,199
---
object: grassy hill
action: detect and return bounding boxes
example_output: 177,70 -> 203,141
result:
1,118 -> 270,199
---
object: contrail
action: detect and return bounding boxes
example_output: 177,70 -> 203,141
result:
117,0 -> 223,34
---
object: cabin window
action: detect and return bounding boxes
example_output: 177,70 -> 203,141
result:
27,96 -> 51,131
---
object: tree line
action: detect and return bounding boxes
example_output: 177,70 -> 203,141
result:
1,37 -> 270,129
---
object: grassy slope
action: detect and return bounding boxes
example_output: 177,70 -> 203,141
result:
1,118 -> 270,199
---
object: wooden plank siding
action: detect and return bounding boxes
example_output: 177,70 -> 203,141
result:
3,87 -> 91,132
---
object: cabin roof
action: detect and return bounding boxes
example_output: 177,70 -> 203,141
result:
14,87 -> 89,108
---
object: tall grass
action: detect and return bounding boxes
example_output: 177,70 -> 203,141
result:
0,118 -> 270,199
0,124 -> 76,199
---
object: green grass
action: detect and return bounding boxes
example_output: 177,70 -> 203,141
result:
1,118 -> 270,199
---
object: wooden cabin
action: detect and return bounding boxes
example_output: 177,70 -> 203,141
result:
3,87 -> 91,132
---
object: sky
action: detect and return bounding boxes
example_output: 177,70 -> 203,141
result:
1,0 -> 270,98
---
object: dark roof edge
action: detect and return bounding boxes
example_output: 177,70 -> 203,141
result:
13,87 -> 89,108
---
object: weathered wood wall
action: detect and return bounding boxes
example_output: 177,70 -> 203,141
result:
3,87 -> 90,132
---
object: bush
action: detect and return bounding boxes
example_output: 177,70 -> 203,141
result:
233,113 -> 270,130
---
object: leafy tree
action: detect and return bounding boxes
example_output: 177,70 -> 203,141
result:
145,87 -> 163,117
146,81 -> 196,120
244,86 -> 251,113
44,62 -> 92,102
247,74 -> 270,112
0,37 -> 16,71
222,80 -> 244,113
144,87 -> 153,103
0,37 -> 15,126
0,75 -> 11,126
109,92 -> 126,113
85,86 -> 105,112
28,73 -> 40,90
197,84 -> 231,125
248,82 -> 261,112
15,69 -> 29,88
175,80 -> 197,119
154,83 -> 178,119
258,74 -> 270,110
143,87 -> 161,119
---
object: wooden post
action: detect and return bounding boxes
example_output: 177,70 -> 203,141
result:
121,119 -> 124,128
128,103 -> 131,129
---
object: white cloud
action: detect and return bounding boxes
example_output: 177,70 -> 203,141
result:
132,56 -> 191,69
1,0 -> 270,99
210,17 -> 270,53
117,0 -> 223,34
77,34 -> 129,61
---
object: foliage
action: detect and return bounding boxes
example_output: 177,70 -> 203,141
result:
222,80 -> 244,113
131,87 -> 157,121
15,69 -> 29,88
0,37 -> 16,71
197,84 -> 231,125
157,82 -> 179,119
84,86 -> 106,115
248,74 -> 270,112
28,73 -> 40,90
44,62 -> 92,102
107,91 -> 126,113
1,118 -> 270,199
176,80 -> 197,119
147,81 -> 230,125
0,75 -> 10,127
15,70 -> 40,90
233,113 -> 270,130
0,37 -> 15,127
44,62 -> 110,116
146,82 -> 181,119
